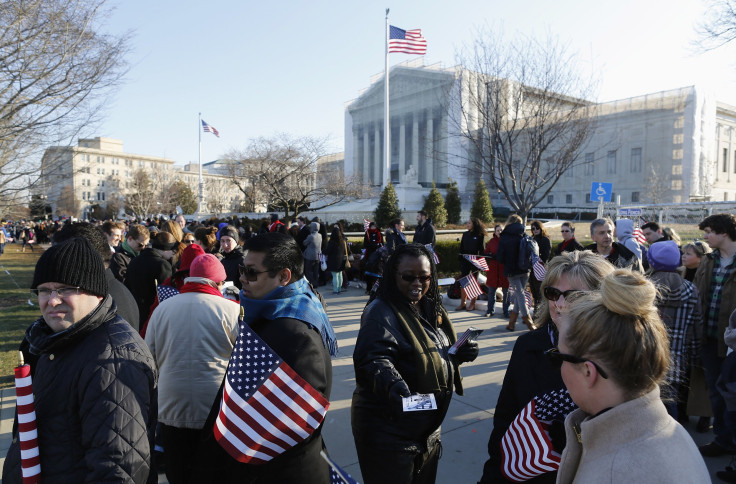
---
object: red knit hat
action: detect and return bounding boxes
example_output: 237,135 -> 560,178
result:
178,243 -> 206,273
189,253 -> 226,282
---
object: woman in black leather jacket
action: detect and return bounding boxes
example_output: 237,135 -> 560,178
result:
352,244 -> 478,484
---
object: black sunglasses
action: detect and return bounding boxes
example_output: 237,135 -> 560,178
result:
238,265 -> 269,282
399,273 -> 432,283
543,286 -> 580,301
544,348 -> 609,379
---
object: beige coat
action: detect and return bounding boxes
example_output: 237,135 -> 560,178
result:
557,388 -> 708,484
145,289 -> 240,428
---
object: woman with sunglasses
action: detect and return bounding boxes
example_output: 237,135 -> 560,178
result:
554,269 -> 708,483
352,244 -> 478,484
478,251 -> 613,484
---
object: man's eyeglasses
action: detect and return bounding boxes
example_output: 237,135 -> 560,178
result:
238,265 -> 269,281
544,348 -> 609,379
560,229 -> 571,233
543,286 -> 580,301
31,287 -> 82,299
399,273 -> 432,283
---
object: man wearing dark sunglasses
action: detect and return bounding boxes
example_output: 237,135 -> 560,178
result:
196,232 -> 337,483
553,221 -> 584,257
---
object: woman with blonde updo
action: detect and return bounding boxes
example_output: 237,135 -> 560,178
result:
553,270 -> 708,483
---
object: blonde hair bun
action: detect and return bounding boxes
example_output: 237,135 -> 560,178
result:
599,269 -> 656,317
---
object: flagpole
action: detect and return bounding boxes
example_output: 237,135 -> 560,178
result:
197,112 -> 204,218
383,8 -> 390,189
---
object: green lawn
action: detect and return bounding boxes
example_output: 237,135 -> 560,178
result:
0,245 -> 44,388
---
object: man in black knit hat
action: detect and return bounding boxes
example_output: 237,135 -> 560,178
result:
2,237 -> 158,484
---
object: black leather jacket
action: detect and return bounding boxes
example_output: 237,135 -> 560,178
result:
351,298 -> 458,452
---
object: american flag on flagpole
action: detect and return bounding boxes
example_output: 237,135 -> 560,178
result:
388,26 -> 427,55
14,352 -> 41,484
460,274 -> 483,300
202,119 -> 220,137
214,324 -> 329,464
463,254 -> 489,271
501,388 -> 577,482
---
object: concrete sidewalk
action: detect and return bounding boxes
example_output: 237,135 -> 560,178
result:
0,286 -> 732,482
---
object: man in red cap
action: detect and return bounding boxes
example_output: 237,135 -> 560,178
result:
145,253 -> 240,484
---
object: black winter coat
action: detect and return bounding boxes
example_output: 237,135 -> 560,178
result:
220,245 -> 245,289
109,243 -> 136,283
479,321 -> 562,484
585,241 -> 643,272
413,221 -> 436,246
458,230 -> 485,276
324,239 -> 347,272
351,299 -> 459,453
553,238 -> 585,257
496,222 -> 527,277
125,248 -> 173,328
106,268 -> 140,332
3,296 -> 158,484
193,316 -> 333,483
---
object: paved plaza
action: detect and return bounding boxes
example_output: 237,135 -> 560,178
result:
0,285 -> 732,483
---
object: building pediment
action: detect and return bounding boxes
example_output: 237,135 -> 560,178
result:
348,66 -> 456,112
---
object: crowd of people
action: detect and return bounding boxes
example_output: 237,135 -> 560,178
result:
3,210 -> 736,483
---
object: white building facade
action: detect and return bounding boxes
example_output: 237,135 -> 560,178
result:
40,137 -> 243,218
344,62 -> 736,212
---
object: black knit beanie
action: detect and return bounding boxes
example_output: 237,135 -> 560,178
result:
31,238 -> 108,297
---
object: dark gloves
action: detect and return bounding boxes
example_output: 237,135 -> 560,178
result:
388,380 -> 411,418
453,340 -> 479,364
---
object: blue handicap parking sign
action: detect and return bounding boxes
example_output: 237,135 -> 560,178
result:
590,182 -> 612,202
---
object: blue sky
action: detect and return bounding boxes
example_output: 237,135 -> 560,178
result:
95,0 -> 736,166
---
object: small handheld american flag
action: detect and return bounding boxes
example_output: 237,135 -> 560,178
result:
460,274 -> 483,300
14,351 -> 40,483
463,254 -> 488,271
363,219 -> 371,232
501,388 -> 577,482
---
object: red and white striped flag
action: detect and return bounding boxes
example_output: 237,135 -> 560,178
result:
202,119 -> 220,137
532,259 -> 546,281
501,388 -> 577,482
460,274 -> 483,300
214,324 -> 329,464
464,254 -> 489,271
426,244 -> 440,264
388,26 -> 427,55
363,219 -> 371,232
14,352 -> 40,484
633,228 -> 646,245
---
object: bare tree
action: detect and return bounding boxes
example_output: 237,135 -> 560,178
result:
57,185 -> 81,217
0,0 -> 129,212
124,170 -> 169,218
204,177 -> 234,216
226,134 -> 366,219
644,166 -> 670,204
451,30 -> 597,221
695,0 -> 736,50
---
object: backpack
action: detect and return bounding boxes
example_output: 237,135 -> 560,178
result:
518,234 -> 539,272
